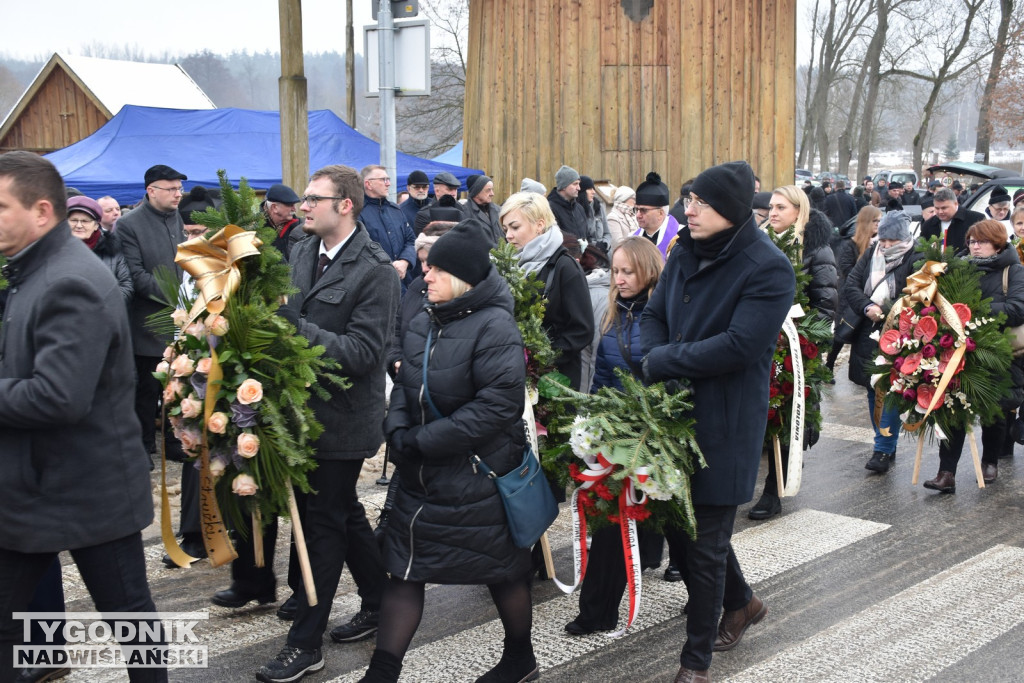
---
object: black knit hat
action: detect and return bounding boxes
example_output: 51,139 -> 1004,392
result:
635,171 -> 669,207
427,218 -> 493,286
579,175 -> 595,191
989,185 -> 1012,205
179,186 -> 217,225
467,174 -> 492,198
407,170 -> 429,187
690,161 -> 755,227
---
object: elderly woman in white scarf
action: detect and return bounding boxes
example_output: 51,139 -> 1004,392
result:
842,208 -> 919,474
606,185 -> 640,249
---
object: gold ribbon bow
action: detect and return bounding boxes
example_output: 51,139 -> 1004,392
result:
175,225 -> 262,321
901,260 -> 946,307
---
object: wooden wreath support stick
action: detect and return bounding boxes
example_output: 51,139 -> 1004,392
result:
287,485 -> 318,606
773,436 -> 784,498
911,435 -> 925,485
967,425 -> 985,489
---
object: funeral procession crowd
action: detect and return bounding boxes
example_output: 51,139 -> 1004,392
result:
1,148 -> 1023,683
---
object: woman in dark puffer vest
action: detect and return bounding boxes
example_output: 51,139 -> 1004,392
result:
361,219 -> 537,683
923,220 -> 1024,492
749,187 -> 838,520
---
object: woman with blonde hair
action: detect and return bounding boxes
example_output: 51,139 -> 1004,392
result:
500,192 -> 594,390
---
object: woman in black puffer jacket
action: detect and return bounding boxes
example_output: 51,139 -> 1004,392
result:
362,220 -> 537,683
922,220 -> 1024,493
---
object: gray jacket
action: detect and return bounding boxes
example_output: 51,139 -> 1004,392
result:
0,224 -> 153,553
117,197 -> 185,356
288,225 -> 401,459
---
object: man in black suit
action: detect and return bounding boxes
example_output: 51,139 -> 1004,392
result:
919,187 -> 986,251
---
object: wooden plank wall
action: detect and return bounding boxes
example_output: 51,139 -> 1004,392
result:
464,0 -> 796,202
0,69 -> 108,153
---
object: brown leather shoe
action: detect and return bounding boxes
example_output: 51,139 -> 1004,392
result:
713,594 -> 767,651
923,470 -> 956,493
983,462 -> 998,484
673,666 -> 711,683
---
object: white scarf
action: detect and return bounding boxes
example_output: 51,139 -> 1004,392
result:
518,225 -> 564,275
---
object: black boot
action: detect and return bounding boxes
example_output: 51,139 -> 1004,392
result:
747,490 -> 781,520
474,638 -> 539,683
357,650 -> 403,683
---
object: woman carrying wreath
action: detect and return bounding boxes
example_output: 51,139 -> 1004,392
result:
844,208 -> 919,474
564,237 -> 676,635
748,187 -> 837,520
360,220 -> 538,683
923,220 -> 1024,492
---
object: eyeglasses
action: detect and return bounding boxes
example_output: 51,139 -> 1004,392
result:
636,207 -> 661,215
967,239 -> 991,246
366,176 -> 390,184
68,218 -> 97,227
682,197 -> 711,212
150,185 -> 184,194
301,195 -> 346,208
409,184 -> 428,190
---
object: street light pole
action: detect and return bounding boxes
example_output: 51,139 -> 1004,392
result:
378,0 -> 397,202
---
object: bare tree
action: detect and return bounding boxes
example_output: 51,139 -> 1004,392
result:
975,0 -> 1016,164
988,26 -> 1024,147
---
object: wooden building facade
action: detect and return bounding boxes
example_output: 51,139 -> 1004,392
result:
0,53 -> 214,154
464,0 -> 796,200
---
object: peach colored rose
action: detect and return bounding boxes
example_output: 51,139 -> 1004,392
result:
209,457 -> 226,479
185,322 -> 206,338
180,397 -> 203,419
163,379 -> 184,404
155,361 -> 170,375
195,357 -> 213,375
237,432 -> 260,458
170,354 -> 195,377
232,474 -> 258,496
236,379 -> 264,405
162,345 -> 175,362
206,314 -> 229,336
207,411 -> 229,434
178,429 -> 201,454
171,308 -> 190,328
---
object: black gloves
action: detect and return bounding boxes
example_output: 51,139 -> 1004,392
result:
277,300 -> 300,327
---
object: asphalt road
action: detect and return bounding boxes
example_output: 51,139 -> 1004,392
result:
54,359 -> 1024,682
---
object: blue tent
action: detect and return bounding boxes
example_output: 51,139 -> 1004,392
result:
45,105 -> 482,205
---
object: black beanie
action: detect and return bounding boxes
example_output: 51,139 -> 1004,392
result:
690,161 -> 755,227
467,174 -> 492,199
179,185 -> 217,225
579,175 -> 595,191
427,218 -> 493,286
407,170 -> 429,187
635,171 -> 669,207
990,185 -> 1012,205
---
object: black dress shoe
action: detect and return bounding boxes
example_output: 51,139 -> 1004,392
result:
14,667 -> 70,683
564,619 -> 616,636
276,595 -> 298,620
211,584 -> 276,608
983,462 -> 998,484
923,470 -> 956,493
162,536 -> 206,568
663,564 -> 683,582
748,491 -> 781,520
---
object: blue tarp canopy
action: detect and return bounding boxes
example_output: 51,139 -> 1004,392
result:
431,141 -> 463,166
45,105 -> 482,205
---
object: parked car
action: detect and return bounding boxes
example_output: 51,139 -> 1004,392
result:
795,168 -> 812,184
873,169 -> 919,189
928,163 -> 1023,238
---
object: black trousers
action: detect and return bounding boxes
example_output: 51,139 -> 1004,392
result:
0,533 -> 166,683
677,504 -> 752,671
938,410 -> 1012,473
179,461 -> 200,536
133,355 -> 162,453
763,444 -> 790,495
229,460 -> 382,650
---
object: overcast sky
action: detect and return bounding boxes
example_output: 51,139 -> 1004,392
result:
4,1 -> 812,63
2,0 -> 378,60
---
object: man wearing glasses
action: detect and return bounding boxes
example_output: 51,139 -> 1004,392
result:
360,165 -> 417,290
641,161 -> 795,683
631,171 -> 680,260
116,164 -> 188,459
399,169 -> 432,230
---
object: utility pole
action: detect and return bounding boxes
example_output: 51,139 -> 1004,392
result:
377,0 -> 397,202
278,0 -> 308,193
346,0 -> 355,127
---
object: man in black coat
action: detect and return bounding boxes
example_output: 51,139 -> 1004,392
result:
0,152 -> 164,682
547,164 -> 588,239
414,171 -> 461,234
117,164 -> 187,457
263,183 -> 305,261
641,160 -> 795,682
399,169 -> 432,230
254,164 -> 401,683
919,187 -> 986,251
823,180 -> 857,226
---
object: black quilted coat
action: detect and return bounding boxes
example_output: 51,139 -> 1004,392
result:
383,266 -> 531,584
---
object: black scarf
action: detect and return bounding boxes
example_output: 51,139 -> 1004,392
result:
692,222 -> 743,260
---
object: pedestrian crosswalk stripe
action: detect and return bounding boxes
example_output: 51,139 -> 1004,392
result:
723,544 -> 1024,683
326,509 -> 890,682
822,422 -> 877,445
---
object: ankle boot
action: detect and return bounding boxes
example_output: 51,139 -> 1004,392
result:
357,649 -> 403,683
474,637 -> 539,683
747,490 -> 781,520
